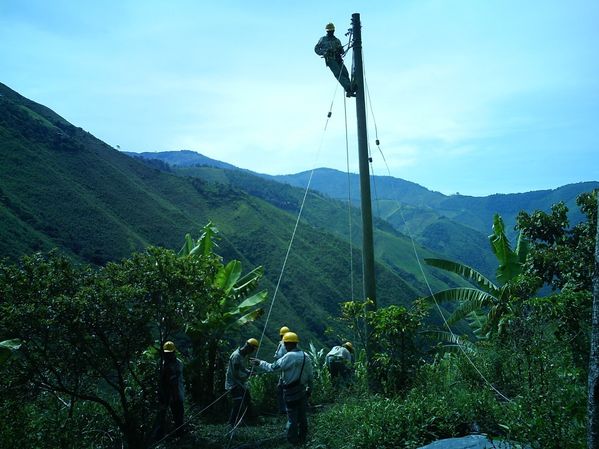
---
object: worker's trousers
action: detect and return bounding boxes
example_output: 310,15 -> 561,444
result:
285,394 -> 308,445
326,58 -> 352,93
228,385 -> 253,426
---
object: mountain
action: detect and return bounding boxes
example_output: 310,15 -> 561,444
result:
0,82 -> 463,350
125,149 -> 238,171
134,152 -> 597,280
273,169 -> 598,236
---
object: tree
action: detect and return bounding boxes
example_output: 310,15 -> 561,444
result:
516,191 -> 597,292
0,247 -> 217,448
178,224 -> 268,403
588,193 -> 599,449
422,214 -> 532,337
339,299 -> 428,395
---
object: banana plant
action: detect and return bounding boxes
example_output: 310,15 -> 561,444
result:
423,214 -> 532,337
178,224 -> 268,402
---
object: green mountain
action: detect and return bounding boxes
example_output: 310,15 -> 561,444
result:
0,82 -> 460,350
125,149 -> 238,171
132,151 -> 598,282
273,168 -> 598,235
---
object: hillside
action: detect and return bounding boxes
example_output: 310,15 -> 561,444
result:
274,168 -> 598,237
0,82 -> 457,350
134,151 -> 597,280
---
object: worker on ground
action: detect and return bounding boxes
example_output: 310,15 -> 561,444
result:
325,341 -> 354,389
225,338 -> 259,427
251,332 -> 313,446
153,340 -> 185,440
274,325 -> 290,414
314,22 -> 356,97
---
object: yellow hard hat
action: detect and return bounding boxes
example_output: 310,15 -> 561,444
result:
342,341 -> 354,352
282,332 -> 299,343
279,326 -> 290,336
163,341 -> 176,352
325,22 -> 335,31
247,338 -> 259,348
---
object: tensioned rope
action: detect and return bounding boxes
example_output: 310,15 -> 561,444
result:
226,45 -> 352,447
154,45 -> 350,449
149,389 -> 230,448
361,56 -> 511,403
252,26 -> 356,362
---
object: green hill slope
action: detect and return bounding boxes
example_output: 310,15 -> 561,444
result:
0,82 -> 456,349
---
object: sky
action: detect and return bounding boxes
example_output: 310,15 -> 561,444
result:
1,0 -> 598,196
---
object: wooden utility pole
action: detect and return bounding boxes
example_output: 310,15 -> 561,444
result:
588,192 -> 599,449
351,13 -> 378,390
352,12 -> 377,310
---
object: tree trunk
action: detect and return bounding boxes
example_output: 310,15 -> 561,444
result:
588,194 -> 599,449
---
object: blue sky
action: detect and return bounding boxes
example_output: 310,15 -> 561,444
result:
1,0 -> 598,196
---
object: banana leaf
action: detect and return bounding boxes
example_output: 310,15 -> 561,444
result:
424,258 -> 498,293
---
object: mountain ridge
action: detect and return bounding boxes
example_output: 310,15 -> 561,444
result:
0,81 -> 462,349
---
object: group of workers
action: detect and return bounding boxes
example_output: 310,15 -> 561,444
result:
154,326 -> 354,446
151,25 -> 357,444
225,326 -> 354,445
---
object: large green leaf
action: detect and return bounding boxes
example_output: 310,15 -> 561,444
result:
424,258 -> 498,293
190,222 -> 219,258
489,214 -> 521,284
422,330 -> 477,355
178,233 -> 195,257
231,308 -> 264,328
234,266 -> 264,294
235,290 -> 268,313
0,339 -> 21,364
222,291 -> 268,321
215,260 -> 242,295
446,289 -> 497,324
421,287 -> 497,324
515,231 -> 530,264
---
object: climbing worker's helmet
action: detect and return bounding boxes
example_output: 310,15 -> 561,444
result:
282,332 -> 299,343
247,338 -> 259,348
342,341 -> 354,353
163,341 -> 176,353
325,22 -> 335,32
279,326 -> 290,336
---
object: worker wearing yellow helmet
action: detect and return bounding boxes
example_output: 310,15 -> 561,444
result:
251,332 -> 313,445
326,341 -> 354,389
154,341 -> 185,439
225,338 -> 259,426
274,326 -> 291,414
314,22 -> 356,97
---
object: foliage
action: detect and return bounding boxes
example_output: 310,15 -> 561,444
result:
178,225 -> 268,404
422,214 -> 534,337
308,385 -> 501,449
516,190 -> 597,292
246,371 -> 279,414
0,339 -> 20,365
339,299 -> 428,395
0,243 -> 231,448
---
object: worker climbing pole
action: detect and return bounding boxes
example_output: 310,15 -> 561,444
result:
314,22 -> 357,97
316,13 -> 378,389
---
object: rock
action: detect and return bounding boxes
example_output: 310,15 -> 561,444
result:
417,435 -> 522,449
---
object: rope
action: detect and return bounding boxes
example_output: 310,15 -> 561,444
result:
361,55 -> 512,403
251,21 -> 355,362
149,389 -> 229,448
226,59 -> 345,445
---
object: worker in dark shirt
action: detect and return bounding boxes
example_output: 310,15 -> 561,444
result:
154,340 -> 185,440
315,22 -> 356,97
